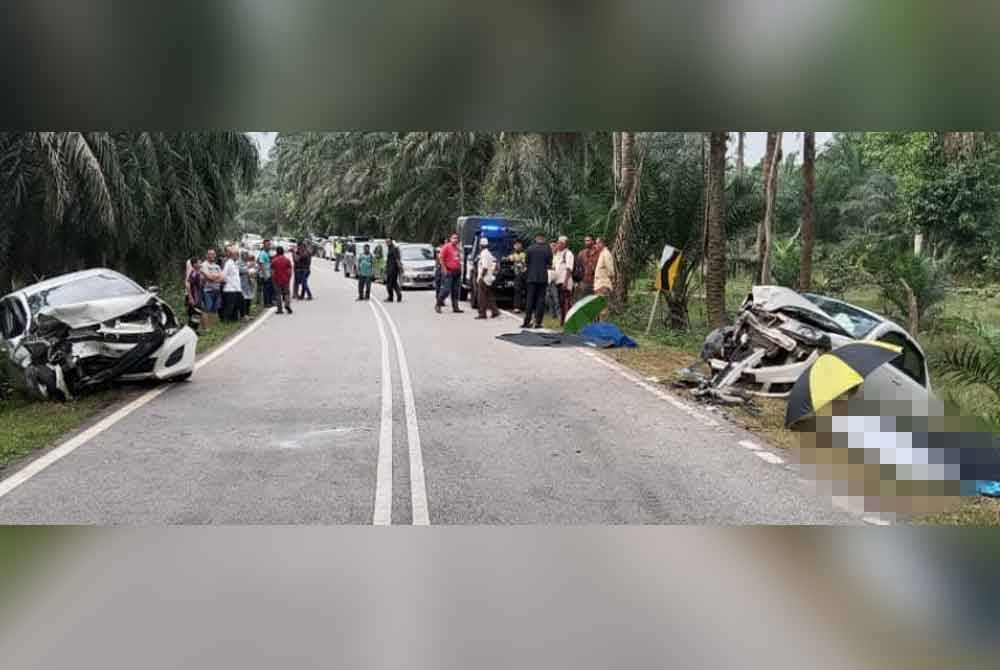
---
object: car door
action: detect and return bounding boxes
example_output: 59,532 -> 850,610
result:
860,326 -> 931,406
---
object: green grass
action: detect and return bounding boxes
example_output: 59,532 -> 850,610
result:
0,304 -> 266,471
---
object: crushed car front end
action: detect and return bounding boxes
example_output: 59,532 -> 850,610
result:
2,270 -> 197,401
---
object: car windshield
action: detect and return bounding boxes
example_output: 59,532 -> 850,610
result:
401,246 -> 433,261
802,293 -> 882,338
26,274 -> 145,315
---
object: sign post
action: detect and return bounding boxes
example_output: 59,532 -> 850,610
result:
645,244 -> 683,335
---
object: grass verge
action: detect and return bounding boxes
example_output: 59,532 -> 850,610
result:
0,305 -> 266,471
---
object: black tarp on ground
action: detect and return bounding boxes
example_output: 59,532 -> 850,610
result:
496,331 -> 596,348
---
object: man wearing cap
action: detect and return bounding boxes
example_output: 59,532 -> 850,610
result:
552,235 -> 575,326
474,237 -> 500,319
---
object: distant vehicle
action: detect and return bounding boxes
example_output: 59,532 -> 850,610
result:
0,269 -> 197,401
341,235 -> 371,278
456,216 -> 530,307
397,243 -> 436,289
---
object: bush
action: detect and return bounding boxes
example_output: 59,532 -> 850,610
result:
870,252 -> 949,332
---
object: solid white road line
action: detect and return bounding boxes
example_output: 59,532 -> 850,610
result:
754,451 -> 786,465
0,308 -> 277,502
373,300 -> 430,526
738,440 -> 762,451
369,302 -> 394,526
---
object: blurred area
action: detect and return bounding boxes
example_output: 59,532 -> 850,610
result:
0,528 -> 997,669
3,1 -> 1000,127
794,396 -> 1000,520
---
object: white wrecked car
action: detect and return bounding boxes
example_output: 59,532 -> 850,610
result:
0,269 -> 197,400
701,286 -> 931,401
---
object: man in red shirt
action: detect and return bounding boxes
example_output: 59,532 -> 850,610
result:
271,246 -> 294,315
435,233 -> 464,314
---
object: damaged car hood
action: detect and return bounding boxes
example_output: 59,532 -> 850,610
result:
37,295 -> 155,329
748,286 -> 829,316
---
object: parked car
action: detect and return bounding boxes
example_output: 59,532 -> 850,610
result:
0,269 -> 198,401
397,243 -> 436,289
701,286 -> 931,401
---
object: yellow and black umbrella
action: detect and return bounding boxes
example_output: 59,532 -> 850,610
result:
655,244 -> 682,293
785,341 -> 903,427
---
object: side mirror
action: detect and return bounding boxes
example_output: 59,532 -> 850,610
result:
147,285 -> 160,295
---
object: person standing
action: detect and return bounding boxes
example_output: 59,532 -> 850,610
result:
593,237 -> 615,321
271,245 -> 293,314
545,241 -> 561,322
384,238 -> 403,302
574,235 -> 598,300
435,233 -> 464,314
200,248 -> 224,316
506,239 -> 527,313
295,242 -> 313,300
221,246 -> 243,322
257,239 -> 274,307
185,256 -> 204,332
356,244 -> 374,301
521,233 -> 553,329
474,237 -> 500,319
334,238 -> 344,271
239,251 -> 256,321
552,235 -> 575,325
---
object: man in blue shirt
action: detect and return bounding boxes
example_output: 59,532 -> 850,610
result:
257,239 -> 274,307
356,244 -> 374,301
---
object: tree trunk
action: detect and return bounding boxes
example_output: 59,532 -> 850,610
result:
901,278 -> 919,336
458,173 -> 466,215
612,132 -> 622,206
759,132 -> 782,284
755,132 -> 777,263
798,132 -> 816,291
736,132 -> 745,179
611,132 -> 638,312
705,132 -> 728,329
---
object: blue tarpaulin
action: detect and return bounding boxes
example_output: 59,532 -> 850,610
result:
977,480 -> 1000,497
579,322 -> 638,349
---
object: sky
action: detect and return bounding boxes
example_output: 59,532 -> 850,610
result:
248,131 -> 834,166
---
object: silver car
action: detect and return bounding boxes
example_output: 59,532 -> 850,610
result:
705,286 -> 931,402
397,243 -> 436,289
0,269 -> 197,400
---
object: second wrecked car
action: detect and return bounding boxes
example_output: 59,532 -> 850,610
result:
697,286 -> 931,402
0,269 -> 197,400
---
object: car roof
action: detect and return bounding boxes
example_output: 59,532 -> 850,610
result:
5,268 -> 140,300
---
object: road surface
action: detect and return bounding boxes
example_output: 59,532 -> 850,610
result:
0,262 -> 861,524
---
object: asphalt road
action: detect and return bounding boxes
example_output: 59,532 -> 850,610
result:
0,262 -> 861,524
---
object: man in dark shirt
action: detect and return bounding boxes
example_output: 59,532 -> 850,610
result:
384,238 -> 402,303
294,244 -> 313,300
522,233 -> 554,329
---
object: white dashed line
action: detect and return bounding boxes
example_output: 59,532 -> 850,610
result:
0,307 -> 277,502
863,515 -> 892,526
754,451 -> 786,465
738,440 -> 762,451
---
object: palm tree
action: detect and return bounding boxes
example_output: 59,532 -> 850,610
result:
705,132 -> 728,328
610,132 -> 640,311
759,132 -> 782,283
940,322 -> 1000,425
799,132 -> 816,290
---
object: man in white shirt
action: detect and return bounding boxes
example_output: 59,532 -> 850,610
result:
221,246 -> 243,322
553,235 -> 575,326
474,237 -> 500,319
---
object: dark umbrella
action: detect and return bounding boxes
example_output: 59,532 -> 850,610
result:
785,340 -> 903,427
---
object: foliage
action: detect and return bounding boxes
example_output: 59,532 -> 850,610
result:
770,236 -> 801,288
865,245 -> 950,329
0,132 -> 258,289
939,321 -> 1000,424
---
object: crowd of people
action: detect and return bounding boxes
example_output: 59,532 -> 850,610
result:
430,232 -> 615,328
184,238 -> 318,329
